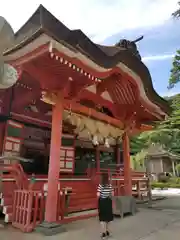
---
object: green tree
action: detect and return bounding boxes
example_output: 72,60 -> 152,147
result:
130,94 -> 180,155
168,3 -> 180,88
172,1 -> 180,18
169,50 -> 180,89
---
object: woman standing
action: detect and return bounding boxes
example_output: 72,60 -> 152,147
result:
97,173 -> 114,239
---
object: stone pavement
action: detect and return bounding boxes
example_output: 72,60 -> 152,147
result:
1,207 -> 180,240
151,196 -> 180,210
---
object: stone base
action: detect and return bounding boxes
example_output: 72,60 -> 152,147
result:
35,221 -> 66,236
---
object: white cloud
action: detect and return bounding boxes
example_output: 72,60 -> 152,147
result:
0,0 -> 178,43
161,90 -> 179,97
142,54 -> 174,62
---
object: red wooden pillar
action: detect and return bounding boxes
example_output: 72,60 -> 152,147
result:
44,93 -> 63,222
122,132 -> 132,196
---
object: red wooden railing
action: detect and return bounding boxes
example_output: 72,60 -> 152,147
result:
12,189 -> 67,232
87,167 -> 148,198
0,163 -> 29,189
12,190 -> 44,232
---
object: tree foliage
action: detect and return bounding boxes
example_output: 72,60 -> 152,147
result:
130,4 -> 180,167
130,150 -> 147,171
169,50 -> 180,89
168,3 -> 180,88
172,1 -> 180,18
130,94 -> 180,157
130,4 -> 180,169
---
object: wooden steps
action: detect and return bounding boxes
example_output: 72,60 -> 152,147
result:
63,209 -> 97,222
68,203 -> 97,213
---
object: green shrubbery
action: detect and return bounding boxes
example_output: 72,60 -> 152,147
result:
151,177 -> 180,189
169,177 -> 180,184
157,172 -> 171,183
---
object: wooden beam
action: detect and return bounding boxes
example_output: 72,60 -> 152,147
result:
64,100 -> 124,128
75,90 -> 119,118
24,63 -> 60,90
9,43 -> 164,119
10,44 -> 50,67
41,91 -> 124,129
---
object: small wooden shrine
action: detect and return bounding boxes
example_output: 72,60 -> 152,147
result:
146,144 -> 180,175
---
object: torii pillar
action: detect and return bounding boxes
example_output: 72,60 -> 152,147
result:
45,92 -> 63,222
122,132 -> 132,195
38,92 -> 65,234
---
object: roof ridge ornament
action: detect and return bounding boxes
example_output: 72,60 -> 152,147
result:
0,17 -> 18,89
115,36 -> 143,60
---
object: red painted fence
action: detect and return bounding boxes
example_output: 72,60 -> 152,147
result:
12,190 -> 44,232
12,189 -> 67,232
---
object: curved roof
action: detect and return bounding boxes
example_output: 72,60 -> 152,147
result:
4,4 -> 170,115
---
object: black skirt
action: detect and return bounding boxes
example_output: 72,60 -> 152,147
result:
98,197 -> 114,222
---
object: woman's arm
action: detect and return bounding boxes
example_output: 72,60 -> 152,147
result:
97,184 -> 101,197
110,184 -> 114,196
97,192 -> 100,197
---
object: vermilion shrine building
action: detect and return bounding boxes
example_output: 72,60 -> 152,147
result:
0,5 -> 170,232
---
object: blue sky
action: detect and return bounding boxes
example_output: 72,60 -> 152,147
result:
1,0 -> 179,97
103,19 -> 180,97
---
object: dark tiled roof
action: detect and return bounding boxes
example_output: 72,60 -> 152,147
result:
147,144 -> 180,160
4,5 -> 170,115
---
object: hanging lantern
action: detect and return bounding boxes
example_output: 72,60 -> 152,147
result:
92,135 -> 99,146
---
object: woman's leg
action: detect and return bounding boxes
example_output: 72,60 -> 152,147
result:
100,222 -> 107,238
100,221 -> 106,233
106,222 -> 110,235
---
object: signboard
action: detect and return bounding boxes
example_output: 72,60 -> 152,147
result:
3,120 -> 24,163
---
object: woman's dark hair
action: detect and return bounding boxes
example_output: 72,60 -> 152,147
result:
101,172 -> 109,186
